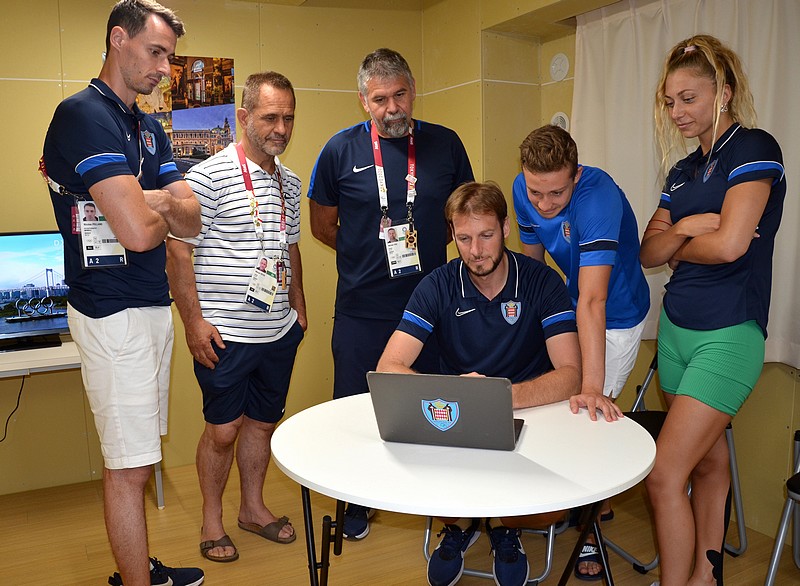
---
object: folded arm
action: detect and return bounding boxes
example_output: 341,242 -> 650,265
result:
143,179 -> 202,239
89,175 -> 170,252
674,179 -> 770,264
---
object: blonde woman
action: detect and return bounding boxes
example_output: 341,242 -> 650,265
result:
640,35 -> 785,586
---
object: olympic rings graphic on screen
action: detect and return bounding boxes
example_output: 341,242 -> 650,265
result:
15,297 -> 56,316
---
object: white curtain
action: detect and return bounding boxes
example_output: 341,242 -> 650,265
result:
572,0 -> 800,367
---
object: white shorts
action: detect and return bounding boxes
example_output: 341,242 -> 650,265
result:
68,304 -> 173,470
603,318 -> 646,399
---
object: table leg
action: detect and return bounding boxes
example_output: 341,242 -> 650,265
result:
558,501 -> 615,585
301,486 -> 320,586
592,514 -> 614,585
319,500 -> 345,584
334,499 -> 345,555
300,487 -> 346,586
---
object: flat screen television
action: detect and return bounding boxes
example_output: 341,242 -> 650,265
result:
0,231 -> 70,352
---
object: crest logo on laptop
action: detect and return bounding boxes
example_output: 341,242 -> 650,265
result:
422,398 -> 460,431
502,300 -> 521,325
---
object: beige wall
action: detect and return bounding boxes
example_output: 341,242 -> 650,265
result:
0,0 -> 427,492
1,0 -> 799,545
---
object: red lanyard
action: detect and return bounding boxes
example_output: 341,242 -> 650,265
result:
370,121 -> 417,221
235,143 -> 286,242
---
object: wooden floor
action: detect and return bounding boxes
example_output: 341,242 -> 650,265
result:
1,463 -> 798,585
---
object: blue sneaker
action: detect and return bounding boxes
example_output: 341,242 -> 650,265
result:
342,503 -> 375,540
488,525 -> 528,586
427,520 -> 481,586
107,557 -> 204,586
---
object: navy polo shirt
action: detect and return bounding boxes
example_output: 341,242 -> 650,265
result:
397,250 -> 577,383
43,79 -> 184,318
658,123 -> 785,336
308,119 -> 474,320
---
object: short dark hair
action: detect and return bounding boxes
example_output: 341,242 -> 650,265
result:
519,125 -> 579,178
445,181 -> 507,225
357,48 -> 413,95
105,0 -> 185,52
241,71 -> 296,111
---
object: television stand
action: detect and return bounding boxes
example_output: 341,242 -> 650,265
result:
0,333 -> 62,353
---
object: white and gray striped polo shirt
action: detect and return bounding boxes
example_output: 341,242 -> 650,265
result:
182,143 -> 301,343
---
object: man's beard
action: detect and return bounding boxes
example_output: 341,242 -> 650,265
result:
464,253 -> 502,278
379,112 -> 410,138
247,122 -> 287,158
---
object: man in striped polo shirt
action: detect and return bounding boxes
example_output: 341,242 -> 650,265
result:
167,71 -> 306,563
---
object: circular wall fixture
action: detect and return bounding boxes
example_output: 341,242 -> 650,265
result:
550,112 -> 570,131
549,52 -> 569,82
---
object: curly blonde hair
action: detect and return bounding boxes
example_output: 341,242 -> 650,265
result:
654,34 -> 757,177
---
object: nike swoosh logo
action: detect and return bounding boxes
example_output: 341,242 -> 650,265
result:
670,182 -> 685,191
455,308 -> 476,317
352,164 -> 374,173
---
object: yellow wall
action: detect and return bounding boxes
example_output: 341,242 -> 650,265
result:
1,0 -> 799,546
0,0 -> 427,492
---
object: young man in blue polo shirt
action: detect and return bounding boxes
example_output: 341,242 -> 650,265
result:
377,181 -> 621,586
513,125 -> 650,580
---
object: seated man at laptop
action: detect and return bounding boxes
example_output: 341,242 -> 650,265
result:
376,181 -> 621,586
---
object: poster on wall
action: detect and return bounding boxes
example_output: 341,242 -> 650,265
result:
137,56 -> 236,174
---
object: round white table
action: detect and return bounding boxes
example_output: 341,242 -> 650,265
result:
272,394 -> 656,585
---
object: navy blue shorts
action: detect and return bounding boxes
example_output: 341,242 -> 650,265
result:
331,312 -> 440,399
194,321 -> 304,425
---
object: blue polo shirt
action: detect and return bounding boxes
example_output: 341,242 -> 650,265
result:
513,166 -> 649,329
658,123 -> 785,337
397,250 -> 576,383
43,79 -> 184,318
308,119 -> 473,320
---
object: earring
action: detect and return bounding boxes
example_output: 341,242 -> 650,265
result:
720,103 -> 729,113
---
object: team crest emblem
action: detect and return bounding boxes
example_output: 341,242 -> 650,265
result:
561,221 -> 571,242
703,159 -> 718,183
502,300 -> 521,325
141,130 -> 156,155
422,398 -> 459,431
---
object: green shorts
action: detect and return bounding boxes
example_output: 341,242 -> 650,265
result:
657,308 -> 764,416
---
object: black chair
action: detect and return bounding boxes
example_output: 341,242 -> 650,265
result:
764,430 -> 800,585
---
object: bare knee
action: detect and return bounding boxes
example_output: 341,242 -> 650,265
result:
203,418 -> 243,449
692,442 -> 729,484
645,459 -> 687,502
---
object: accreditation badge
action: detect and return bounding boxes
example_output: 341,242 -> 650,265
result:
384,222 -> 422,278
78,200 -> 128,268
245,256 -> 279,312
